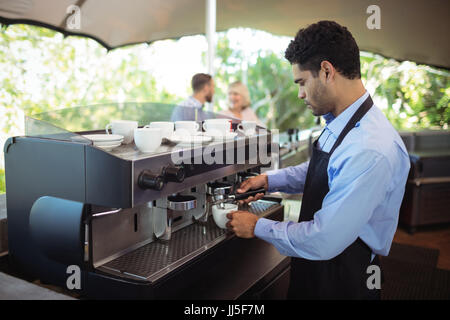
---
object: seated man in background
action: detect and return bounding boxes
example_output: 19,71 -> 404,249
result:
171,73 -> 215,122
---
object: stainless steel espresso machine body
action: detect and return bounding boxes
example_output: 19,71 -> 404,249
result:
4,103 -> 289,299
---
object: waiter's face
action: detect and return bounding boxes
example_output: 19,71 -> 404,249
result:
292,63 -> 333,116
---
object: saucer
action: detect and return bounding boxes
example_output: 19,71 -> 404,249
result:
169,134 -> 213,145
96,143 -> 122,151
92,139 -> 124,146
173,130 -> 202,137
83,134 -> 124,142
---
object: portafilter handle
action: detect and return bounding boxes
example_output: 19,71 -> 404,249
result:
231,188 -> 266,201
214,188 -> 266,207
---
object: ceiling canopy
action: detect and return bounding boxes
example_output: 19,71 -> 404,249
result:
1,0 -> 449,69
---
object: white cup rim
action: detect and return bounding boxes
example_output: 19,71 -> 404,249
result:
135,127 -> 162,132
213,203 -> 238,210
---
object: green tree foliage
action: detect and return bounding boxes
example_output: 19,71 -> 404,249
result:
0,24 -> 178,136
361,53 -> 449,130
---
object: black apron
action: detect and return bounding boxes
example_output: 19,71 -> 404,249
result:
288,95 -> 381,300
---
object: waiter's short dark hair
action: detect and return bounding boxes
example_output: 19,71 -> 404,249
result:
191,73 -> 212,92
285,20 -> 361,79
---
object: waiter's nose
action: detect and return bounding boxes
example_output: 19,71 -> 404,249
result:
298,87 -> 306,100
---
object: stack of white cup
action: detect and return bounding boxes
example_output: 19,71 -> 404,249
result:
105,120 -> 138,144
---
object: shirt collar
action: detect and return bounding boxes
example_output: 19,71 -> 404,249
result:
323,91 -> 369,138
189,96 -> 204,109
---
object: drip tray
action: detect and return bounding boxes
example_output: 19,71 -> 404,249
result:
97,200 -> 281,283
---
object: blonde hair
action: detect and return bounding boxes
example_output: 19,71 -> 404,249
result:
228,81 -> 251,109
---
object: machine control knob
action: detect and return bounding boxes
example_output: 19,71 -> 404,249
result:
163,165 -> 185,183
138,170 -> 165,191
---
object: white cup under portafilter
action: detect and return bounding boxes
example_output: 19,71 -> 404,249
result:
212,203 -> 238,229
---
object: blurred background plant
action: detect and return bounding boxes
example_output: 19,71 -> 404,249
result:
0,25 -> 449,193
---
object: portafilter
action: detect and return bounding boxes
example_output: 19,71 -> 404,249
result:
213,188 -> 266,209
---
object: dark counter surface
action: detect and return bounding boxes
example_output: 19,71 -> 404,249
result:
0,272 -> 75,300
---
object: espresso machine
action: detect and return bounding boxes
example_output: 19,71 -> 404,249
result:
3,105 -> 289,299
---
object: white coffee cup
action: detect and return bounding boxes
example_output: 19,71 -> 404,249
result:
106,120 -> 138,144
149,121 -> 174,139
237,121 -> 257,135
134,126 -> 162,153
203,119 -> 231,135
212,203 -> 238,229
175,121 -> 200,135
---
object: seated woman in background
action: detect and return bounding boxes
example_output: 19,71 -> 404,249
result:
221,81 -> 265,126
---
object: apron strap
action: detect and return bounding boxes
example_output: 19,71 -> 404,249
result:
329,95 -> 373,156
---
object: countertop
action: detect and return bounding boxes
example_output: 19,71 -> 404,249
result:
0,272 -> 75,300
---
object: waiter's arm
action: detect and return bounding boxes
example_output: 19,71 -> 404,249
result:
254,149 -> 392,260
265,160 -> 310,194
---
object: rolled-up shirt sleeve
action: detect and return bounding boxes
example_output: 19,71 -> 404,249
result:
255,150 -> 392,260
266,160 -> 310,194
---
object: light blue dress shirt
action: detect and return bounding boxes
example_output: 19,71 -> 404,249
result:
171,96 -> 209,121
255,91 -> 411,261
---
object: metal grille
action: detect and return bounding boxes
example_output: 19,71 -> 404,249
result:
248,200 -> 279,215
98,200 -> 280,282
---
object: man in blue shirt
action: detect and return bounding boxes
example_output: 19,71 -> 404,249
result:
226,21 -> 410,299
171,73 -> 215,122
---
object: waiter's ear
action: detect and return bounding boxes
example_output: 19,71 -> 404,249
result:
320,60 -> 334,83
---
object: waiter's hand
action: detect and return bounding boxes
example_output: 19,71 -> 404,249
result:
236,174 -> 268,204
226,210 -> 259,238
